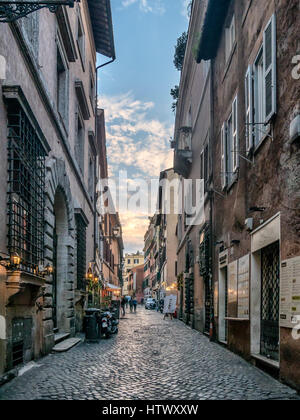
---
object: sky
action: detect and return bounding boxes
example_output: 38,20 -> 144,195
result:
97,0 -> 190,254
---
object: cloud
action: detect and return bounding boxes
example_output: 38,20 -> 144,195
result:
121,0 -> 165,15
100,91 -> 174,252
181,0 -> 191,20
100,91 -> 173,179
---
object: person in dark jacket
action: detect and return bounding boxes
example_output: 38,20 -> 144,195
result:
121,296 -> 126,317
132,297 -> 137,313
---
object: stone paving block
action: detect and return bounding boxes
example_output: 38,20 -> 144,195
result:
0,308 -> 298,400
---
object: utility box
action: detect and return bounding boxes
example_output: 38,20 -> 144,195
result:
84,308 -> 101,342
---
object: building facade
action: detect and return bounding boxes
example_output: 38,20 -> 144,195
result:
174,0 -> 212,331
0,0 -> 116,377
156,169 -> 179,300
122,251 -> 143,296
174,0 -> 300,391
127,264 -> 144,303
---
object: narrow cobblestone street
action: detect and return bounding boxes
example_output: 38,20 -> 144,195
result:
0,308 -> 298,400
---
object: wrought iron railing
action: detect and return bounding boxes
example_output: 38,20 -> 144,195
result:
7,104 -> 46,273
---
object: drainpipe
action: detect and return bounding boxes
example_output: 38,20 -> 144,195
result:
93,57 -> 116,265
209,59 -> 217,342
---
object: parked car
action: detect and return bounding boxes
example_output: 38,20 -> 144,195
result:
145,298 -> 156,310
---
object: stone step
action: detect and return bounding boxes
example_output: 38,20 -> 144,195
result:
54,332 -> 70,344
52,337 -> 82,353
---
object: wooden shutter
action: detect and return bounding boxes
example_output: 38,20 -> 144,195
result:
221,123 -> 227,189
232,96 -> 239,172
264,14 -> 277,122
245,66 -> 253,153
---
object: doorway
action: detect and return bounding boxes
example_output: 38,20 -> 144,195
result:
53,188 -> 69,333
260,241 -> 280,361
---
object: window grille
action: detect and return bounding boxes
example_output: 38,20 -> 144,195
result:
75,213 -> 87,291
7,104 -> 46,273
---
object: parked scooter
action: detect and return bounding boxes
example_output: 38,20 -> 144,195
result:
100,310 -> 119,338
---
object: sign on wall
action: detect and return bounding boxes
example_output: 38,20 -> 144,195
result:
228,260 -> 238,318
280,256 -> 300,328
251,214 -> 280,253
237,255 -> 250,319
163,295 -> 177,314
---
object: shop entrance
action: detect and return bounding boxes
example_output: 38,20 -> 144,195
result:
260,241 -> 280,361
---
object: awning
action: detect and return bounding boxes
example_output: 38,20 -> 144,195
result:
87,0 -> 116,59
105,283 -> 121,292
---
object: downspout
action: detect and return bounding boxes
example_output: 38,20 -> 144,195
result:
94,57 -> 116,265
209,59 -> 216,342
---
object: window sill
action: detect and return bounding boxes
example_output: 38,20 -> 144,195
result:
223,42 -> 237,83
253,124 -> 271,155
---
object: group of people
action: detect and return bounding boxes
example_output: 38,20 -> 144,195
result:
120,296 -> 137,317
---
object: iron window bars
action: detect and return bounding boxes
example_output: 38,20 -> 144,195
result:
75,213 -> 87,291
0,1 -> 77,23
7,102 -> 46,274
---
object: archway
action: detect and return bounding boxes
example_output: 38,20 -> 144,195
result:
53,188 -> 69,332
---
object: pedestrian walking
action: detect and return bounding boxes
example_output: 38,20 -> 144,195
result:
121,296 -> 126,317
132,297 -> 137,313
129,298 -> 133,313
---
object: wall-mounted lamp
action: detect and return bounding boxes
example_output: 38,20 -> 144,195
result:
40,263 -> 53,276
0,252 -> 21,269
86,267 -> 93,281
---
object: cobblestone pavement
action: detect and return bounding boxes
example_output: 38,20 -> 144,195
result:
0,307 -> 298,400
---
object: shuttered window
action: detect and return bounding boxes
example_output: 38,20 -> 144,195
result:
221,123 -> 227,189
263,14 -> 277,122
221,96 -> 239,189
232,96 -> 239,172
245,65 -> 253,153
246,14 -> 276,150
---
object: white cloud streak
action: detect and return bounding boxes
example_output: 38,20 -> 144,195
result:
121,0 -> 165,15
100,91 -> 174,252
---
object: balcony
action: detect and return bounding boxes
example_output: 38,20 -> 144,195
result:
174,127 -> 193,178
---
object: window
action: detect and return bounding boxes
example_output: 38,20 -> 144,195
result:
245,14 -> 277,150
128,259 -> 131,264
89,65 -> 95,109
7,103 -> 46,273
57,45 -> 69,126
254,49 -> 265,145
75,110 -> 85,175
75,213 -> 87,291
225,15 -> 235,62
200,142 -> 210,192
221,96 -> 239,189
77,13 -> 85,66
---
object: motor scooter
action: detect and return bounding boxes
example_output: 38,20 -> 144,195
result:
100,310 -> 119,338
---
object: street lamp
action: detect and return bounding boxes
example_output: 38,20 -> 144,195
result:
0,0 -> 79,23
41,263 -> 53,276
0,252 -> 21,269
